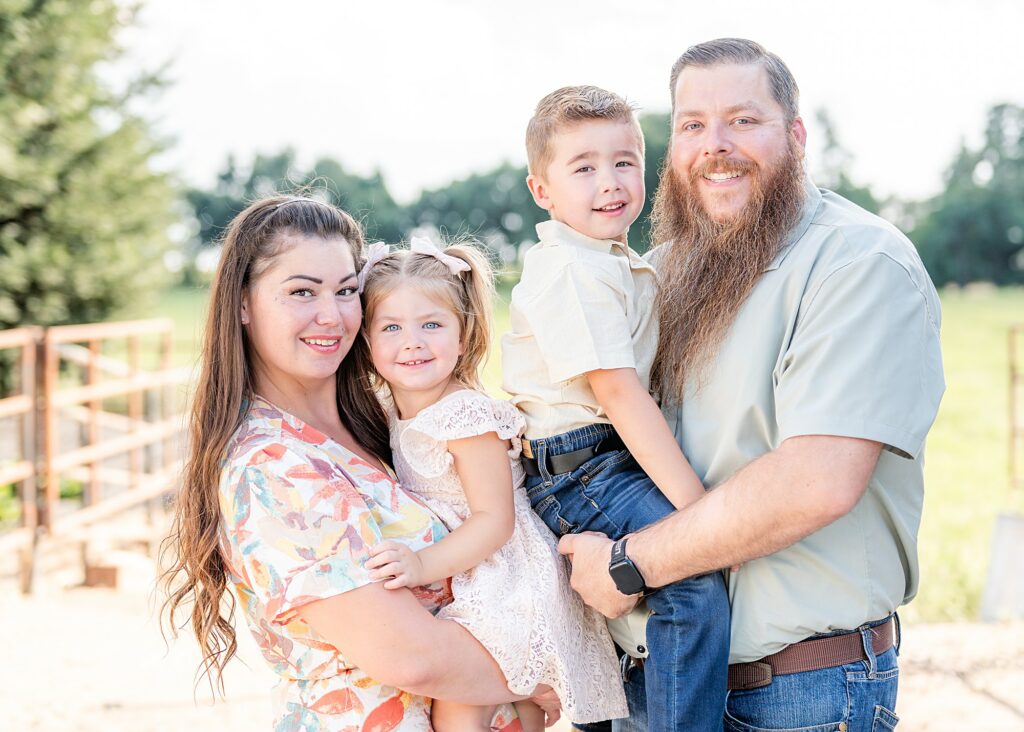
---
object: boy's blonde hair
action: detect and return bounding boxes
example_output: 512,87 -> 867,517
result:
361,241 -> 494,390
525,85 -> 643,176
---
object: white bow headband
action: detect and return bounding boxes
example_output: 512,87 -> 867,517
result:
410,237 -> 472,274
357,237 -> 470,294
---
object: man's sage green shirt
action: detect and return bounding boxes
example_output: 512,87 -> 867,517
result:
649,178 -> 944,663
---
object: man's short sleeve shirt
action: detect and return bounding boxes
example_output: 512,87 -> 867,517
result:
653,179 -> 945,663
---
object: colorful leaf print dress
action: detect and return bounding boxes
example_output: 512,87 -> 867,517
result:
219,397 -> 521,731
392,389 -> 628,724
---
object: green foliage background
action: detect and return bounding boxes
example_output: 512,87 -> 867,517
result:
0,0 -> 175,330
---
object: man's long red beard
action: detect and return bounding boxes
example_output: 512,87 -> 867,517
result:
649,138 -> 807,400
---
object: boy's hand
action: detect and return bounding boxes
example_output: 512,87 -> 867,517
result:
366,541 -> 426,589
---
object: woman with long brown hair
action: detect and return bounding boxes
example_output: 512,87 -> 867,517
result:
162,195 -> 545,730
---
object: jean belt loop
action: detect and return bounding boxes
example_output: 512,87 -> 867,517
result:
860,624 -> 878,678
893,612 -> 902,655
535,439 -> 550,482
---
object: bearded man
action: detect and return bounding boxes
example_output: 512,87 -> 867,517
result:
560,38 -> 944,730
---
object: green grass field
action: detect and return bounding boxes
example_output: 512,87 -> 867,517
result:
133,284 -> 1024,622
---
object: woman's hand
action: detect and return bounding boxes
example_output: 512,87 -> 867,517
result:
366,540 -> 426,589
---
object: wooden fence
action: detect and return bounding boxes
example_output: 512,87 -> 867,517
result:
0,327 -> 42,592
0,319 -> 191,593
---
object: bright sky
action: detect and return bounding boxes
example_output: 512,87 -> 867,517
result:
123,0 -> 1024,204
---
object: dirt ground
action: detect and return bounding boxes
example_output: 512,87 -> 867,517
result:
2,548 -> 1022,731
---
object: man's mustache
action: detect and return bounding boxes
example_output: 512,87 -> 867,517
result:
690,156 -> 757,181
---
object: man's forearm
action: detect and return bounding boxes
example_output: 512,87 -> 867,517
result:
629,435 -> 882,587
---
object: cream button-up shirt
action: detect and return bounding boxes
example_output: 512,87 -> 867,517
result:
650,177 -> 945,663
501,220 -> 658,440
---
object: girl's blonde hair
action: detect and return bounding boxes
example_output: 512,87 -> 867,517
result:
362,240 -> 495,389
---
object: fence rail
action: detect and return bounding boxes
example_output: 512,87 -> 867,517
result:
0,319 -> 189,592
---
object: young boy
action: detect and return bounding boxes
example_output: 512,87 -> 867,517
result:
501,86 -> 729,731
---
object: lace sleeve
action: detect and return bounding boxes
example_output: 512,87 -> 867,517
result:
400,391 -> 526,477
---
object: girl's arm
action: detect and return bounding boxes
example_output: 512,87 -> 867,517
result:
586,367 -> 704,509
366,431 -> 515,588
298,581 -> 525,704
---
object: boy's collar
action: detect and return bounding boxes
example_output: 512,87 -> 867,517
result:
536,219 -> 629,254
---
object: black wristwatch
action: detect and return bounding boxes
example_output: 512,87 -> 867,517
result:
608,537 -> 647,595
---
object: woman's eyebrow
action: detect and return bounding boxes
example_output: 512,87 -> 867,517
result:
281,272 -> 357,284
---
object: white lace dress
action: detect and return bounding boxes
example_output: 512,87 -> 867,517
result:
391,389 -> 628,724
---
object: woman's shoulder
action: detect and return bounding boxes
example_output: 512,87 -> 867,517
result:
222,397 -> 349,489
225,398 -> 297,461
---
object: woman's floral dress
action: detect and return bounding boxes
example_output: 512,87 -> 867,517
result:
219,396 -> 521,731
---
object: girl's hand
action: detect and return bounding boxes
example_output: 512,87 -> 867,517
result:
529,684 -> 562,728
366,541 -> 426,589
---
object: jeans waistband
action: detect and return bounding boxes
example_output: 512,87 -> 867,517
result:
526,423 -> 617,457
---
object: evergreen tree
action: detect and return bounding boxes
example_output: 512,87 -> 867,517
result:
0,0 -> 175,329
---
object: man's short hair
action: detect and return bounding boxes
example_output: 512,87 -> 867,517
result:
526,85 -> 643,176
669,38 -> 800,123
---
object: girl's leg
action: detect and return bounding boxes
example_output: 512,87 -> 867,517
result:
430,699 -> 495,732
513,699 -> 547,732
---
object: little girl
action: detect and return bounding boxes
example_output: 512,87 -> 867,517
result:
361,237 -> 627,732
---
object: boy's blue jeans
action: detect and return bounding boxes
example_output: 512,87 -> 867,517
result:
524,424 -> 730,732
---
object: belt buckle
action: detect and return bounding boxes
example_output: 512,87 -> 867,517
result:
521,440 -> 535,459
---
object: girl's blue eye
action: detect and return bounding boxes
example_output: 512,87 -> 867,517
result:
423,322 -> 441,330
382,324 -> 400,332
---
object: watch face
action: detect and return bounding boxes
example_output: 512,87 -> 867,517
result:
609,559 -> 645,595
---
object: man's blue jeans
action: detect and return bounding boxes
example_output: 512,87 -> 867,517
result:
525,424 -> 730,732
612,617 -> 901,732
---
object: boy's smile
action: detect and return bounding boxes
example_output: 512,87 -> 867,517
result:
527,119 -> 645,243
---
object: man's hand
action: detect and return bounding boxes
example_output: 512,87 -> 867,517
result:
557,532 -> 639,618
365,540 -> 426,589
529,684 -> 562,728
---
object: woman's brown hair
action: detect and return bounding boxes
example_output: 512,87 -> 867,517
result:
161,195 -> 390,693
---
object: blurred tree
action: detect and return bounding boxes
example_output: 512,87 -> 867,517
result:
185,149 -> 408,282
404,112 -> 672,259
912,103 -> 1024,286
406,162 -> 542,252
636,111 -> 670,251
812,109 -> 881,214
0,0 -> 175,330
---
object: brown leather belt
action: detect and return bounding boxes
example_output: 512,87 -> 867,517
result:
727,618 -> 895,691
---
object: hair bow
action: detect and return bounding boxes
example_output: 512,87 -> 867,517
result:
409,237 -> 471,275
357,241 -> 391,293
